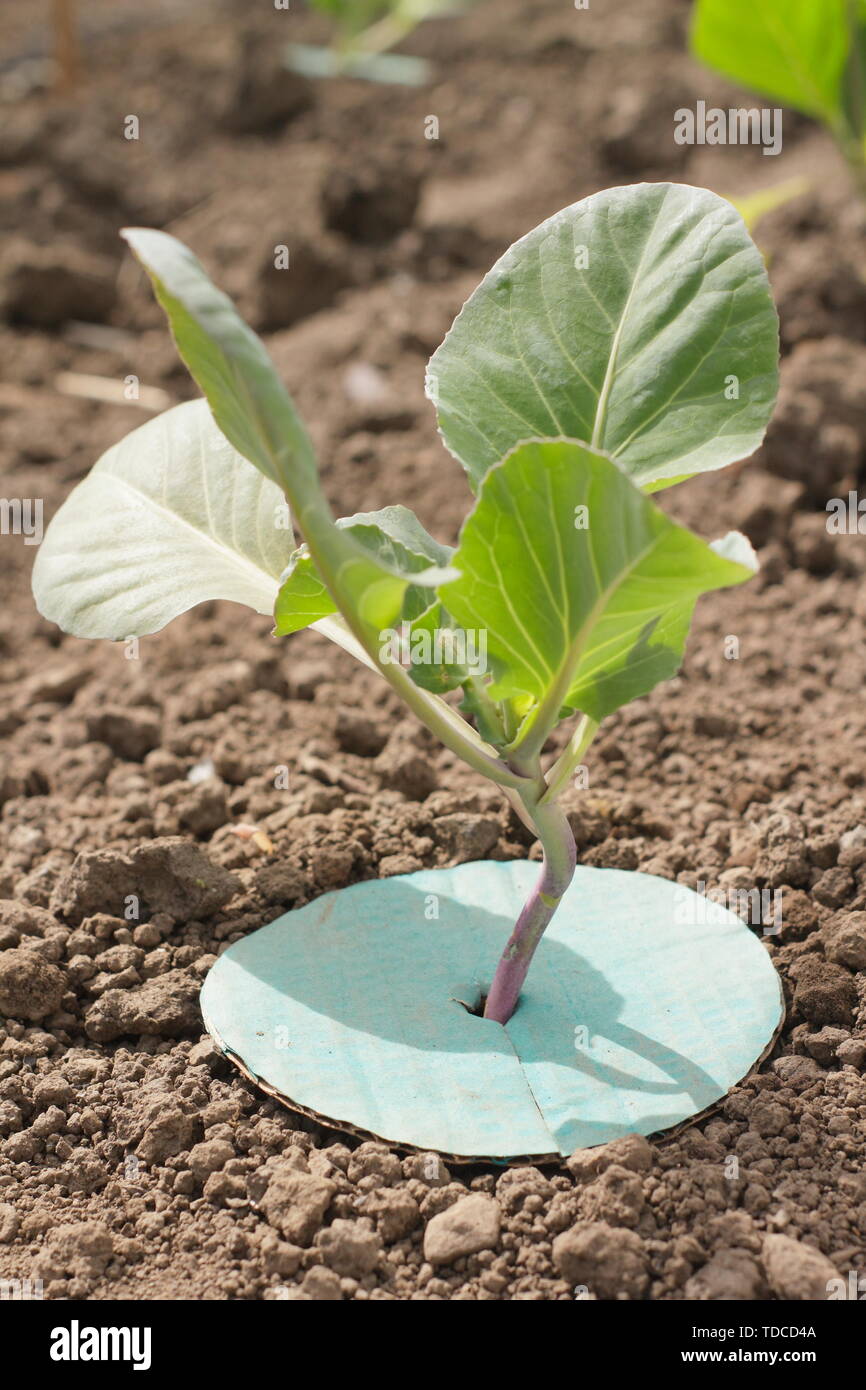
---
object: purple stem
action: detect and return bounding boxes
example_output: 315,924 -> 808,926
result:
483,799 -> 577,1025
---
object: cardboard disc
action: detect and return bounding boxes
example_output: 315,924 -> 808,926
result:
200,862 -> 784,1160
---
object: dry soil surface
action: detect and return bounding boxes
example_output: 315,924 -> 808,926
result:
0,0 -> 865,1301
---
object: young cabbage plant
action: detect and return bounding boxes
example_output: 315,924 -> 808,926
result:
32,182 -> 780,1026
692,0 -> 866,195
287,0 -> 469,85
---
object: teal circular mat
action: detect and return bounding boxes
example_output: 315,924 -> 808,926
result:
200,862 -> 784,1160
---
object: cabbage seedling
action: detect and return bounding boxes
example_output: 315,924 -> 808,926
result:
692,0 -> 866,196
33,182 -> 780,1025
287,0 -> 470,85
726,177 -> 809,237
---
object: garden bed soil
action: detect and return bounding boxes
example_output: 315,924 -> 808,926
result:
0,0 -> 864,1301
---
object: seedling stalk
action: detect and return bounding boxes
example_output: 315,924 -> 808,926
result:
484,778 -> 577,1025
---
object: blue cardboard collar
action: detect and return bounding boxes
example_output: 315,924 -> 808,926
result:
201,862 -> 784,1160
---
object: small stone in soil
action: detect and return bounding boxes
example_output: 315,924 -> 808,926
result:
423,1193 -> 501,1266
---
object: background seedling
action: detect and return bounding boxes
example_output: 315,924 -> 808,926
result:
692,0 -> 866,196
726,176 -> 810,238
287,0 -> 471,86
33,182 -> 780,1025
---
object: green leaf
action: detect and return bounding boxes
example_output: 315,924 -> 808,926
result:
426,183 -> 779,493
308,0 -> 392,36
691,0 -> 850,124
123,227 -> 437,645
284,44 -> 430,85
275,503 -> 486,700
31,400 -> 292,641
439,440 -> 757,733
308,0 -> 464,39
274,505 -> 454,636
122,228 -> 318,498
274,555 -> 335,636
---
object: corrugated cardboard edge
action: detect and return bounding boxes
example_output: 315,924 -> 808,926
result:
202,976 -> 786,1168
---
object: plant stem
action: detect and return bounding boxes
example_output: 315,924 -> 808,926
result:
353,1 -> 449,58
836,1 -> 866,197
383,663 -> 531,791
505,592 -> 608,766
483,783 -> 577,1026
845,136 -> 866,201
540,714 -> 599,805
354,12 -> 416,59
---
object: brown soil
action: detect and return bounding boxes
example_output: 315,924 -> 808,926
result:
1,0 -> 865,1302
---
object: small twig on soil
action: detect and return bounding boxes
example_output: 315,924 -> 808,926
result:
52,0 -> 81,93
54,373 -> 172,413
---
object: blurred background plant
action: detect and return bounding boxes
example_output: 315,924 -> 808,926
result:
288,0 -> 475,85
726,176 -> 810,245
42,0 -> 473,97
692,0 -> 866,198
